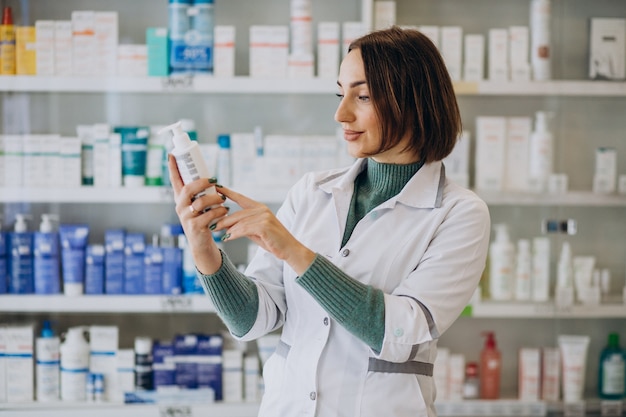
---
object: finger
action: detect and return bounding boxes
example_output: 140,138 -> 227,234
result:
216,185 -> 260,209
168,154 -> 184,193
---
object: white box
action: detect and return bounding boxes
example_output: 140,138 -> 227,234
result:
108,133 -> 123,188
541,347 -> 560,402
249,26 -> 288,78
447,353 -> 465,401
222,350 -> 243,403
117,44 -> 148,77
443,130 -> 470,188
54,21 -> 73,75
268,26 -> 289,79
59,137 -> 82,188
40,134 -> 61,187
230,132 -> 258,189
89,326 -> 118,402
463,34 -> 484,81
433,347 -> 450,401
531,237 -> 550,302
23,135 -> 44,188
509,26 -> 531,81
488,28 -> 509,81
288,53 -> 314,79
589,18 -> 626,80
518,348 -> 541,401
94,12 -> 119,76
300,135 -> 338,174
317,22 -> 340,78
0,326 -> 6,402
475,116 -> 507,191
35,20 -> 55,75
593,147 -> 617,194
373,1 -> 396,31
214,25 -> 236,77
505,117 -> 532,191
420,26 -> 440,49
5,326 -> 34,402
290,0 -> 313,55
93,124 -> 112,188
342,22 -> 365,59
441,26 -> 463,81
262,135 -> 302,187
0,136 -> 5,187
4,135 -> 24,187
72,11 -> 96,75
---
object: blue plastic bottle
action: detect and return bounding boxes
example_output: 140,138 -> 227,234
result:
0,219 -> 7,293
168,0 -> 192,73
190,0 -> 214,73
8,214 -> 34,293
598,333 -> 625,399
34,214 -> 61,294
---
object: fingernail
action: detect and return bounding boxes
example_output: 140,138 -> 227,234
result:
225,206 -> 231,211
221,233 -> 231,241
221,194 -> 226,201
216,184 -> 223,188
209,223 -> 217,230
209,177 -> 217,184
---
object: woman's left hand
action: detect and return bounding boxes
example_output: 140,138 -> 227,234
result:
214,185 -> 316,275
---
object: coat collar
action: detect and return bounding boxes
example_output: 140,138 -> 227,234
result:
317,159 -> 446,209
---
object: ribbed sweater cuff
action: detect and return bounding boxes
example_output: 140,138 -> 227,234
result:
296,254 -> 385,351
196,250 -> 259,337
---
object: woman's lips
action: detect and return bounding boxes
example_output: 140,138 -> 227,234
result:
343,130 -> 362,141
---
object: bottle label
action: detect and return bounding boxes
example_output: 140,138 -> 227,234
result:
602,354 -> 625,395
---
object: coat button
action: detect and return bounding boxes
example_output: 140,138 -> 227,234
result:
341,248 -> 350,257
394,328 -> 404,337
323,317 -> 329,326
310,391 -> 317,400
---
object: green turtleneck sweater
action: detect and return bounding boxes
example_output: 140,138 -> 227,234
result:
197,158 -> 422,352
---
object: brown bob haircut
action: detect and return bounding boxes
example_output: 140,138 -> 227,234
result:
348,26 -> 461,163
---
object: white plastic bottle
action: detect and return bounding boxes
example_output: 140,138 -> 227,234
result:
489,224 -> 514,300
528,111 -> 553,193
161,120 -> 217,200
555,241 -> 574,307
36,321 -> 60,401
530,0 -> 551,80
514,239 -> 532,300
217,134 -> 231,187
60,326 -> 90,402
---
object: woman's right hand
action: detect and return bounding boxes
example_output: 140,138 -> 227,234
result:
168,154 -> 230,275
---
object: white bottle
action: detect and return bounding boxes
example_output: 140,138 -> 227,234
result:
530,0 -> 551,80
161,121 -> 217,200
489,224 -> 515,300
528,111 -> 553,192
217,134 -> 232,187
514,239 -> 532,300
36,321 -> 60,402
60,326 -> 90,402
556,241 -> 573,289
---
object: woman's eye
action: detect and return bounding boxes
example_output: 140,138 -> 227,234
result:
358,95 -> 370,102
336,93 -> 344,99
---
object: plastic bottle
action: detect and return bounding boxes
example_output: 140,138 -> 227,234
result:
0,216 -> 7,294
217,134 -> 232,187
36,320 -> 61,402
463,362 -> 480,400
528,111 -> 554,192
134,336 -> 154,391
161,120 -> 217,200
598,333 -> 625,400
168,0 -> 192,73
488,224 -> 514,300
0,7 -> 16,75
190,0 -> 214,73
479,332 -> 501,400
514,239 -> 532,300
9,214 -> 34,294
556,241 -> 573,289
60,326 -> 90,402
34,214 -> 61,295
530,0 -> 551,80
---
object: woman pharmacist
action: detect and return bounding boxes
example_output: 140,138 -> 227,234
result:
169,26 -> 490,417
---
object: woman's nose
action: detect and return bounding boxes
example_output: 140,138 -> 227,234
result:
334,98 -> 353,123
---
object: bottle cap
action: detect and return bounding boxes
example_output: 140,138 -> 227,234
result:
2,7 -> 13,25
40,214 -> 59,233
482,331 -> 497,349
41,320 -> 54,338
608,333 -> 619,347
159,121 -> 192,150
135,336 -> 153,355
14,214 -> 31,233
217,134 -> 230,148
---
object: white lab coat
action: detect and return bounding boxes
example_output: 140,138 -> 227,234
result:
238,158 -> 490,417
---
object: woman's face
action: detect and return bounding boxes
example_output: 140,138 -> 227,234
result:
335,49 -> 416,164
